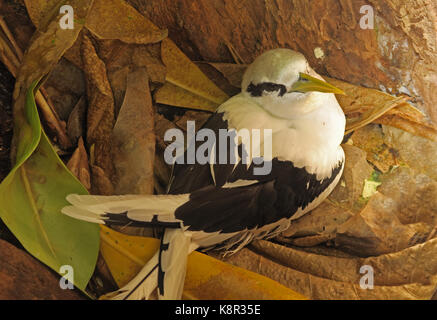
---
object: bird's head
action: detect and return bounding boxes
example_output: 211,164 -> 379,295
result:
242,48 -> 345,119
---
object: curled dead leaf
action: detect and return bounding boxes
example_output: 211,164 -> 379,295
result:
325,77 -> 437,141
336,192 -> 434,256
67,137 -> 91,190
226,240 -> 437,299
81,34 -> 115,194
67,96 -> 87,145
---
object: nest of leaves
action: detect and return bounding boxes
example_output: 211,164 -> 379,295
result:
0,0 -> 436,300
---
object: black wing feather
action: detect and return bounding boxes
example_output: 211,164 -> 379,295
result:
168,112 -> 343,234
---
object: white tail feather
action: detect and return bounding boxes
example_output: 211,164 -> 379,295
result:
108,252 -> 160,300
159,229 -> 194,300
62,205 -> 106,224
62,193 -> 190,224
66,194 -> 189,215
104,229 -> 197,300
62,194 -> 198,299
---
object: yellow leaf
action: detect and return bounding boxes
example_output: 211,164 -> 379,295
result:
160,38 -> 229,108
100,227 -> 159,288
99,226 -> 306,300
155,82 -> 217,112
184,250 -> 306,300
362,179 -> 382,199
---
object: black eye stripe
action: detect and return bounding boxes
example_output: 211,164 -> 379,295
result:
247,82 -> 287,97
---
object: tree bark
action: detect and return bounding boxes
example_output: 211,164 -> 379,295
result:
0,240 -> 84,300
128,0 -> 437,124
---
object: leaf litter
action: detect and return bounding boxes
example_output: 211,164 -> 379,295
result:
0,0 -> 435,300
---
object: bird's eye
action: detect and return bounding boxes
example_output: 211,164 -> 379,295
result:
247,82 -> 287,97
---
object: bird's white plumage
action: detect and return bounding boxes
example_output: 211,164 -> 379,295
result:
106,252 -> 160,300
219,91 -> 345,180
63,193 -> 189,223
159,229 -> 193,299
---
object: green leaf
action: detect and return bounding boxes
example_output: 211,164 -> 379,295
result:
0,0 -> 99,292
0,81 -> 99,291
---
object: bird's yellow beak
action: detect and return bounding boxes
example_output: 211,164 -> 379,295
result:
290,73 -> 345,95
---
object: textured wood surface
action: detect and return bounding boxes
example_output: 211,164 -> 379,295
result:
0,240 -> 84,300
128,0 -> 437,124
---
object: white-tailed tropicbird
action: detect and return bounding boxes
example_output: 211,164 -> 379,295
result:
62,48 -> 346,300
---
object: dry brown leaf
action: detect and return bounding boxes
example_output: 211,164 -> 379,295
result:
63,33 -> 85,70
345,96 -> 409,134
382,126 -> 437,181
67,96 -> 87,145
336,192 -> 434,256
252,239 -> 437,286
328,144 -> 374,211
34,89 -> 73,150
376,116 -> 437,142
67,137 -> 91,191
156,38 -> 229,110
325,77 -> 437,141
94,41 -> 165,113
378,167 -> 437,226
350,124 -> 398,173
23,0 -> 60,28
132,44 -> 166,84
85,0 -> 167,44
174,110 -> 211,132
107,65 -> 130,115
161,38 -> 229,104
226,247 -> 437,300
111,68 -> 155,195
195,62 -> 241,96
90,164 -> 114,196
62,0 -> 167,69
250,239 -> 437,287
154,113 -> 177,149
281,234 -> 335,247
81,34 -> 115,194
43,58 -> 86,118
281,201 -> 353,239
325,77 -> 408,114
207,63 -> 247,89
